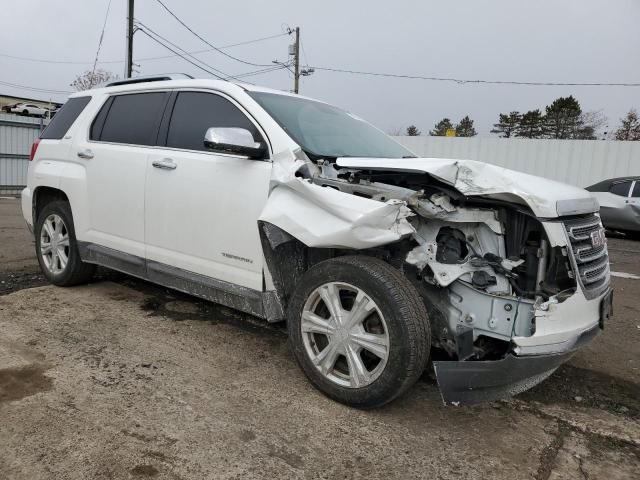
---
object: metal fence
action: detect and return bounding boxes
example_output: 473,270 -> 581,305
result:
2,117 -> 639,195
393,136 -> 640,188
0,112 -> 47,195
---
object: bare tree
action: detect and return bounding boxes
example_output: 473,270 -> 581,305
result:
576,110 -> 608,139
614,109 -> 640,141
71,69 -> 118,91
387,126 -> 404,136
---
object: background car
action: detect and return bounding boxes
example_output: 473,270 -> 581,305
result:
587,176 -> 640,236
9,103 -> 48,117
2,103 -> 20,113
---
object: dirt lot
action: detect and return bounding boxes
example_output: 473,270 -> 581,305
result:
0,197 -> 638,479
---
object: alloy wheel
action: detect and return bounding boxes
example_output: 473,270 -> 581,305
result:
301,282 -> 390,388
39,214 -> 70,274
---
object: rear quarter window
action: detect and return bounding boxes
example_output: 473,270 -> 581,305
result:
40,96 -> 91,140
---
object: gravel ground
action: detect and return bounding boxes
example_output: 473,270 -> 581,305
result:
0,197 -> 638,479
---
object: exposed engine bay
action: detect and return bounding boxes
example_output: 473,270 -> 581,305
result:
309,160 -> 589,362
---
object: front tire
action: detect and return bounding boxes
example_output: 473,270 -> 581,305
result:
35,200 -> 96,286
288,255 -> 431,408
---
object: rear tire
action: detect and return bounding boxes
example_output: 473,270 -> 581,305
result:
287,255 -> 431,408
35,200 -> 96,286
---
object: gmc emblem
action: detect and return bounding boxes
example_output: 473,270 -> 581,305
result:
590,228 -> 607,248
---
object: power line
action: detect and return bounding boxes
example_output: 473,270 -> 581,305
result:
310,66 -> 640,87
152,0 -> 279,68
0,32 -> 288,66
134,32 -> 289,64
91,0 -> 113,75
0,80 -> 70,95
136,20 -> 232,77
137,22 -> 290,83
138,26 -> 288,82
136,27 -> 227,80
229,65 -> 289,80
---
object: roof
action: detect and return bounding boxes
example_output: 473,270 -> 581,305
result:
586,176 -> 640,192
0,93 -> 63,106
68,77 -> 321,103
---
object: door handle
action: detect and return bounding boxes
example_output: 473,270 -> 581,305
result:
77,149 -> 94,159
152,158 -> 177,170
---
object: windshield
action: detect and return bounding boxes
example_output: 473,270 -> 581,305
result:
248,91 -> 414,159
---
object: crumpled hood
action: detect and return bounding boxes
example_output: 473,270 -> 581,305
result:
336,157 -> 599,218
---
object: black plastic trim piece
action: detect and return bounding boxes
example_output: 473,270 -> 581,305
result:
105,74 -> 194,87
433,323 -> 601,405
78,242 -> 146,278
77,241 -> 285,320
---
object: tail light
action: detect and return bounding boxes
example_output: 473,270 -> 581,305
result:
29,137 -> 41,161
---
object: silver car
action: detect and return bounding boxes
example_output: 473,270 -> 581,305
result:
587,177 -> 640,237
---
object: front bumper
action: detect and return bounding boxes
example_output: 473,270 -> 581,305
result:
433,322 -> 602,405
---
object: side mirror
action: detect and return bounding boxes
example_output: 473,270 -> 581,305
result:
204,127 -> 267,159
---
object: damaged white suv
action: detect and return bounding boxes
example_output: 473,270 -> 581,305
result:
22,75 -> 613,407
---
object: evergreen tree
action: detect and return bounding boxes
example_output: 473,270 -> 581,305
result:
543,96 -> 583,139
490,111 -> 521,138
406,125 -> 421,136
516,109 -> 545,138
429,118 -> 454,136
614,109 -> 640,141
455,116 -> 477,137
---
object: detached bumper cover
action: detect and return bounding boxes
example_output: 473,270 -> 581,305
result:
433,323 -> 601,405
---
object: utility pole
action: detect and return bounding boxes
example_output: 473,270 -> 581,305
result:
293,27 -> 300,94
125,0 -> 135,78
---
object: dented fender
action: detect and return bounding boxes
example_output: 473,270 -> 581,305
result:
258,150 -> 415,249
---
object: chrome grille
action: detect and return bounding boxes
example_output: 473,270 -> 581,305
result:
564,215 -> 610,295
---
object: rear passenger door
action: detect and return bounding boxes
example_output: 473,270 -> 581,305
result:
145,90 -> 272,291
76,91 -> 170,263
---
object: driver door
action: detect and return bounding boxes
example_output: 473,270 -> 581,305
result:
144,90 -> 272,291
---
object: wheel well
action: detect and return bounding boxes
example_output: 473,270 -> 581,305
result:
258,221 -> 416,312
33,187 -> 69,223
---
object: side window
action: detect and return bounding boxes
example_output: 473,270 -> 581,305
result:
632,182 -> 640,198
166,92 -> 261,152
95,92 -> 167,146
609,181 -> 632,197
40,96 -> 91,140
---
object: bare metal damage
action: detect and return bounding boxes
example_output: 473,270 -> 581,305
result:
259,151 -> 609,405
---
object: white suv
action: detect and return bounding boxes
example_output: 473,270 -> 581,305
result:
22,75 -> 612,407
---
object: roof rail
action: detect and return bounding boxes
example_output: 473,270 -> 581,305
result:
105,73 -> 194,87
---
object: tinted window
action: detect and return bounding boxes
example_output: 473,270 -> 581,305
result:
99,92 -> 167,145
610,181 -> 632,197
40,97 -> 91,139
632,182 -> 640,198
166,92 -> 260,152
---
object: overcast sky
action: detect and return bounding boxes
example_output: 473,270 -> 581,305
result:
2,0 -> 639,136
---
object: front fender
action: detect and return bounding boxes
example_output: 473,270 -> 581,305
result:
259,181 -> 415,249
